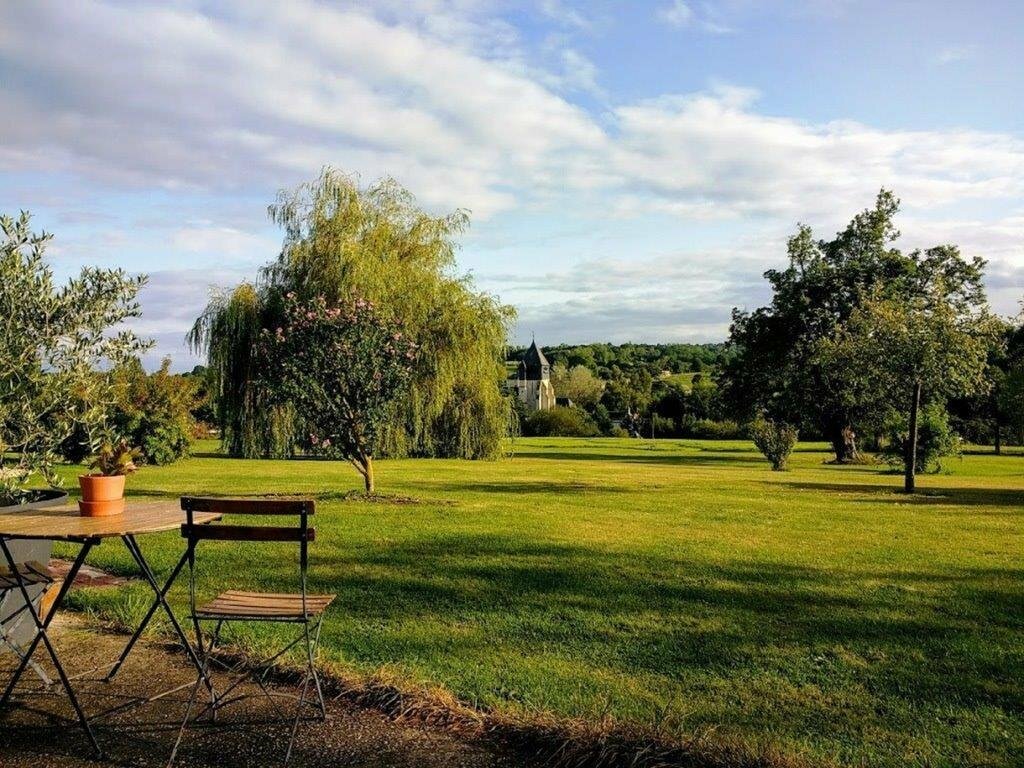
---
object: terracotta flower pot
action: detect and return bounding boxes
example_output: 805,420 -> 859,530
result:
78,475 -> 126,517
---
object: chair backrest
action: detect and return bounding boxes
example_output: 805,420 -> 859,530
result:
179,497 -> 317,615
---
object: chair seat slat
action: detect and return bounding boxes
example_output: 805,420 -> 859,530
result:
0,561 -> 56,590
195,589 -> 335,619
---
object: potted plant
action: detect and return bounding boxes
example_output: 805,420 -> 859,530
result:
78,439 -> 141,517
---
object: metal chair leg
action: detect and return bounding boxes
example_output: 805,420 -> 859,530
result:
305,616 -> 327,719
167,620 -> 217,767
118,536 -> 214,694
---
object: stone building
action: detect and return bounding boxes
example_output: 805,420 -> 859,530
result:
509,340 -> 556,412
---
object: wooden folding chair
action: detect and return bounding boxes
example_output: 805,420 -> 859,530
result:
0,559 -> 57,686
169,497 -> 335,766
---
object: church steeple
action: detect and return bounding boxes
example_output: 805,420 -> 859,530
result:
519,340 -> 550,381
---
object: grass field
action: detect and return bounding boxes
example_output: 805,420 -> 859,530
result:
663,371 -> 702,390
54,438 -> 1023,767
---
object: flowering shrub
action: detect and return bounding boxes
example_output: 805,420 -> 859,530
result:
258,294 -> 416,492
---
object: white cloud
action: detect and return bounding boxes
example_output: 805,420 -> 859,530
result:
0,0 -> 602,218
171,226 -> 278,261
604,86 -> 1024,222
932,44 -> 976,65
538,0 -> 592,31
1,0 -> 1023,353
656,1 -> 733,34
1,3 -> 1019,227
658,0 -> 695,27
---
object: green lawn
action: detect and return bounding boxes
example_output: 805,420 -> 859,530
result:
56,438 -> 1023,767
663,371 -> 701,390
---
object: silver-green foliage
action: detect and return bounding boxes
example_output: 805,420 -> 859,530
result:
0,212 -> 148,504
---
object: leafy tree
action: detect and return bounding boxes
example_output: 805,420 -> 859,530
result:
550,363 -> 605,407
192,169 -> 514,460
258,295 -> 416,493
721,190 -> 987,463
62,359 -> 200,465
815,287 -> 997,491
0,212 -> 147,504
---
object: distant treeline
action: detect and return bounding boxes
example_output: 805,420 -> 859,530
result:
507,342 -> 734,378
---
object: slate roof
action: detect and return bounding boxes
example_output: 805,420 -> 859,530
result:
518,340 -> 550,380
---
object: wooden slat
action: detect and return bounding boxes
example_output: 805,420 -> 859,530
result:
0,499 -> 221,541
181,524 -> 315,542
181,497 -> 315,516
195,589 -> 335,618
0,561 -> 56,590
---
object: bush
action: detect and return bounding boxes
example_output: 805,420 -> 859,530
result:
522,407 -> 599,437
651,414 -> 676,438
110,358 -> 199,465
881,403 -> 961,474
679,417 -> 744,439
62,358 -> 200,466
750,417 -> 799,471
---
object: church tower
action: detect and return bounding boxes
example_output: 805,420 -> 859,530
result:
511,340 -> 556,411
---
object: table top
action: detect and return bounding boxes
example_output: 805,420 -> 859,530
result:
0,498 -> 221,541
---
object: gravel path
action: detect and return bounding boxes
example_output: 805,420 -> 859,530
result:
0,615 -> 524,768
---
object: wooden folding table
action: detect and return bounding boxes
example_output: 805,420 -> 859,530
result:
0,499 -> 220,757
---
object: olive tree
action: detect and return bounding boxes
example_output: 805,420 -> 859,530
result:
0,212 -> 148,505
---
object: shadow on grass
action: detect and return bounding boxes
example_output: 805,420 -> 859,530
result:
275,533 -> 1024,714
82,526 -> 1024,749
432,480 -> 632,495
780,481 -> 1024,509
512,451 -> 765,466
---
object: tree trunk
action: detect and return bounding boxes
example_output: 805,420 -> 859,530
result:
993,384 -> 1001,455
362,455 -> 375,494
905,380 -> 921,494
829,424 -> 859,463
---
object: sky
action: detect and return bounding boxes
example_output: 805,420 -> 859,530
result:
2,0 -> 1023,370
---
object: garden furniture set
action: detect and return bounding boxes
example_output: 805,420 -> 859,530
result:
0,496 -> 333,765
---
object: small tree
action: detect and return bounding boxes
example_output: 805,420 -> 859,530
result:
550,363 -> 605,407
0,212 -> 148,504
750,416 -> 798,471
815,287 -> 997,492
259,294 -> 416,493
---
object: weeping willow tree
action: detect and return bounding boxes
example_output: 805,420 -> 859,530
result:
190,168 -> 515,459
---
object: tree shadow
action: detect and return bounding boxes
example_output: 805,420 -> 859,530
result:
432,480 -> 632,495
294,535 -> 1023,706
90,528 -> 1024,744
780,481 -> 1024,509
512,450 -> 765,466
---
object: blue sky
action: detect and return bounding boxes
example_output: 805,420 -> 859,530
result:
2,0 -> 1023,369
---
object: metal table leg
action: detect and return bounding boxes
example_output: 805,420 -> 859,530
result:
0,536 -> 104,759
107,536 -> 212,691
